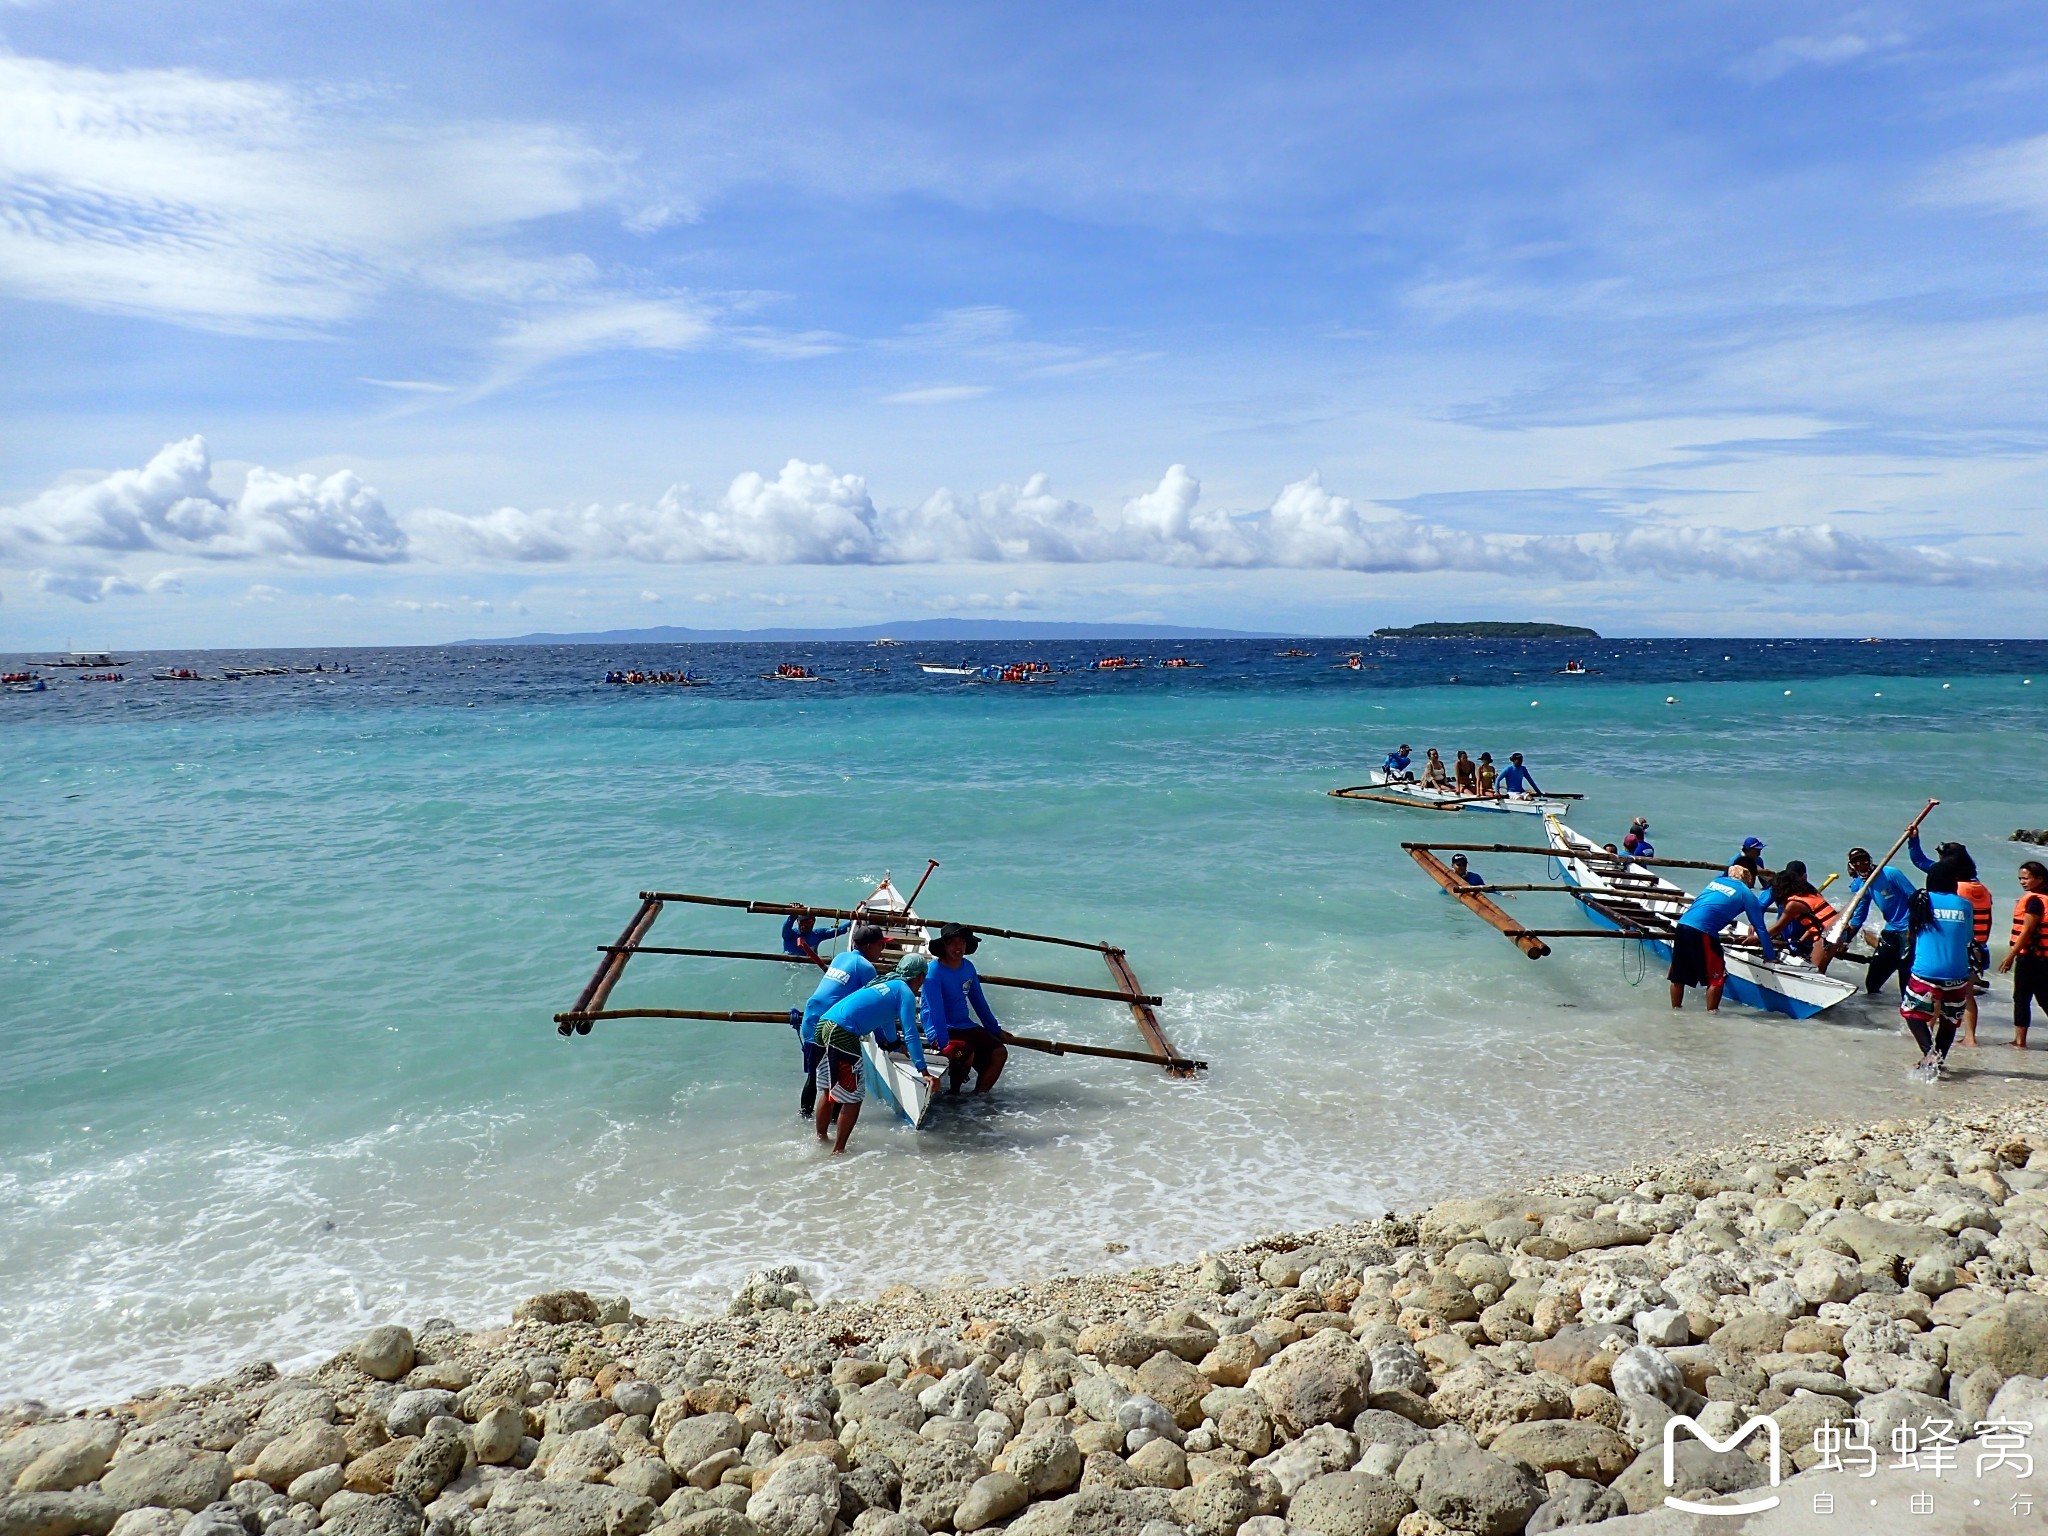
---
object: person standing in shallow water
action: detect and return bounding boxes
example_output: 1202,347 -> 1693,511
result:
1669,865 -> 1777,1012
1901,858 -> 1978,1082
923,923 -> 1008,1095
2001,861 -> 2048,1050
795,924 -> 888,1118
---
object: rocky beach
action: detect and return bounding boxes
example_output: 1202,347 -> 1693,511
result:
14,1097 -> 2048,1536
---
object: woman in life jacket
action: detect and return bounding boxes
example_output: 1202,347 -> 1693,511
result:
1767,861 -> 1839,970
1999,860 -> 2048,1050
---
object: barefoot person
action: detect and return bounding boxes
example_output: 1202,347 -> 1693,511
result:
2000,861 -> 2048,1050
1909,838 -> 1995,1045
795,923 -> 888,1118
1476,752 -> 1497,794
1497,752 -> 1543,799
1419,748 -> 1452,790
813,956 -> 939,1154
1842,846 -> 1917,995
1453,750 -> 1479,794
923,923 -> 1008,1094
1382,744 -> 1416,783
1669,865 -> 1778,1012
1901,858 -> 1978,1081
921,925 -> 1007,1097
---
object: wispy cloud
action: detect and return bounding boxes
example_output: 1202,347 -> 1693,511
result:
1734,27 -> 1906,84
0,49 -> 617,332
1926,133 -> 2048,222
883,384 -> 991,405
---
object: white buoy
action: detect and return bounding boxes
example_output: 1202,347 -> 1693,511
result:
1665,695 -> 1677,705
1875,691 -> 1883,697
1943,683 -> 1951,689
1783,689 -> 1792,696
1531,700 -> 1540,707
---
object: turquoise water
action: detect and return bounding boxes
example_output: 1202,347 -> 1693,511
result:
5,644 -> 2048,1401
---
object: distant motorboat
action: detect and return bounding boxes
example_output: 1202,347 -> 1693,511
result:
47,651 -> 125,668
919,663 -> 979,676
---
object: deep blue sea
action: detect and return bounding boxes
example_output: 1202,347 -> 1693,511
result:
5,635 -> 2048,1401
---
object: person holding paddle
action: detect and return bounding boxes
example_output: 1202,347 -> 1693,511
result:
1841,846 -> 1918,995
1901,857 -> 1978,1082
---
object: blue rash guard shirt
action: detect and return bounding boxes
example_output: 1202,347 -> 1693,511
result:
819,980 -> 929,1072
1677,877 -> 1779,962
1383,751 -> 1412,776
1847,865 -> 1916,934
782,915 -> 851,958
1911,891 -> 1976,984
799,950 -> 877,1043
1498,764 -> 1542,795
921,958 -> 1000,1050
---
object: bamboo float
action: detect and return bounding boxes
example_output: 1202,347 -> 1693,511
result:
559,896 -> 663,1036
1408,845 -> 1549,957
601,944 -> 1162,1005
550,1006 -> 1204,1070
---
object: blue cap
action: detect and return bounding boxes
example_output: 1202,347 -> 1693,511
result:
1743,837 -> 1766,852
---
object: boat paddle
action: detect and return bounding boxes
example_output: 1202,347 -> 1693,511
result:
1825,799 -> 1938,950
905,859 -> 940,910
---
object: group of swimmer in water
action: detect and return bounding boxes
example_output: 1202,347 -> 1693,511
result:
1381,744 -> 1546,797
1650,827 -> 2048,1082
775,909 -> 1008,1153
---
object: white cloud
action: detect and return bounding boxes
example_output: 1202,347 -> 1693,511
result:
1735,29 -> 1902,84
33,566 -> 184,603
1927,134 -> 2048,223
408,458 -> 2024,588
640,589 -> 662,602
483,298 -> 716,391
883,384 -> 991,405
0,50 -> 616,331
244,583 -> 284,601
0,436 -> 406,563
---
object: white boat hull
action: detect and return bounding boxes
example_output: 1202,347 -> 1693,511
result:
861,1040 -> 935,1127
1355,769 -> 1573,818
1544,819 -> 1858,1020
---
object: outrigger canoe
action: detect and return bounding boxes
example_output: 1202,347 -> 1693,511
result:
1544,818 -> 1858,1019
843,877 -> 937,1128
1331,769 -> 1576,818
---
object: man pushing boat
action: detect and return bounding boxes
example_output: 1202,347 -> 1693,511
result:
1669,864 -> 1779,1012
795,923 -> 889,1118
814,955 -> 941,1154
923,923 -> 1008,1095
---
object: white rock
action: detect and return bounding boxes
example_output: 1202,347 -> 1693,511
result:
1633,1308 -> 1691,1348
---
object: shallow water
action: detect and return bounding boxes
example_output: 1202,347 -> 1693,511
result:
4,638 -> 2047,1401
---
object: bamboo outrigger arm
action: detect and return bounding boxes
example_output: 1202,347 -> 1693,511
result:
547,1006 -> 1206,1071
600,944 -> 1163,1006
1399,841 -> 1731,872
1408,846 -> 1550,958
641,891 -> 1118,955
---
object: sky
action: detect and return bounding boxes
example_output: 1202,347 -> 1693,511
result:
4,1 -> 2048,646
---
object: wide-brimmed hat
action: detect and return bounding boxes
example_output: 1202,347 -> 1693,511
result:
932,921 -> 980,954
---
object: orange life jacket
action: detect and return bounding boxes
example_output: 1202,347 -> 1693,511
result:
1785,892 -> 1837,936
1959,880 -> 1993,944
2015,894 -> 2048,960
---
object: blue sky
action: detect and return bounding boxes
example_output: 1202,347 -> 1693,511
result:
4,1 -> 2048,644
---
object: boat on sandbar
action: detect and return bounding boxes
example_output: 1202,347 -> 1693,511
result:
1329,769 -> 1576,818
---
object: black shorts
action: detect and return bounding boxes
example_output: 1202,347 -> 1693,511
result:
1668,926 -> 1725,989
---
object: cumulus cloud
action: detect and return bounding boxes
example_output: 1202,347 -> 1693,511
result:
1,436 -> 406,565
7,441 -> 2025,594
34,567 -> 184,602
411,459 -> 2020,587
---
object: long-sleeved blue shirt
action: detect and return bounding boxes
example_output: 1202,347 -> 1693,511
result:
1678,876 -> 1779,961
782,915 -> 851,958
1910,892 -> 1976,983
799,950 -> 877,1043
1847,865 -> 1916,934
1908,831 -> 1941,874
1498,763 -> 1541,795
1382,751 -> 1412,776
819,979 -> 928,1072
920,957 -> 1000,1049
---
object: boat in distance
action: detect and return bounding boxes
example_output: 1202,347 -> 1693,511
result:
1329,768 -> 1577,818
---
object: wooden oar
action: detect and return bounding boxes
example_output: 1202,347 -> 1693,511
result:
1826,799 -> 1939,947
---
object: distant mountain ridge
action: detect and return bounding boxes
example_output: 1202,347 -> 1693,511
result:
459,618 -> 1285,644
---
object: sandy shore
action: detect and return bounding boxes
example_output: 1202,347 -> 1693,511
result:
13,1093 -> 2048,1536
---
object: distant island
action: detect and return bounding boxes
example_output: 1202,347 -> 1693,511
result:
1371,621 -> 1601,640
462,618 -> 1283,645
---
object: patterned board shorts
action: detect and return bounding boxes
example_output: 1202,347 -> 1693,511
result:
813,1028 -> 864,1106
1901,974 -> 1971,1029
